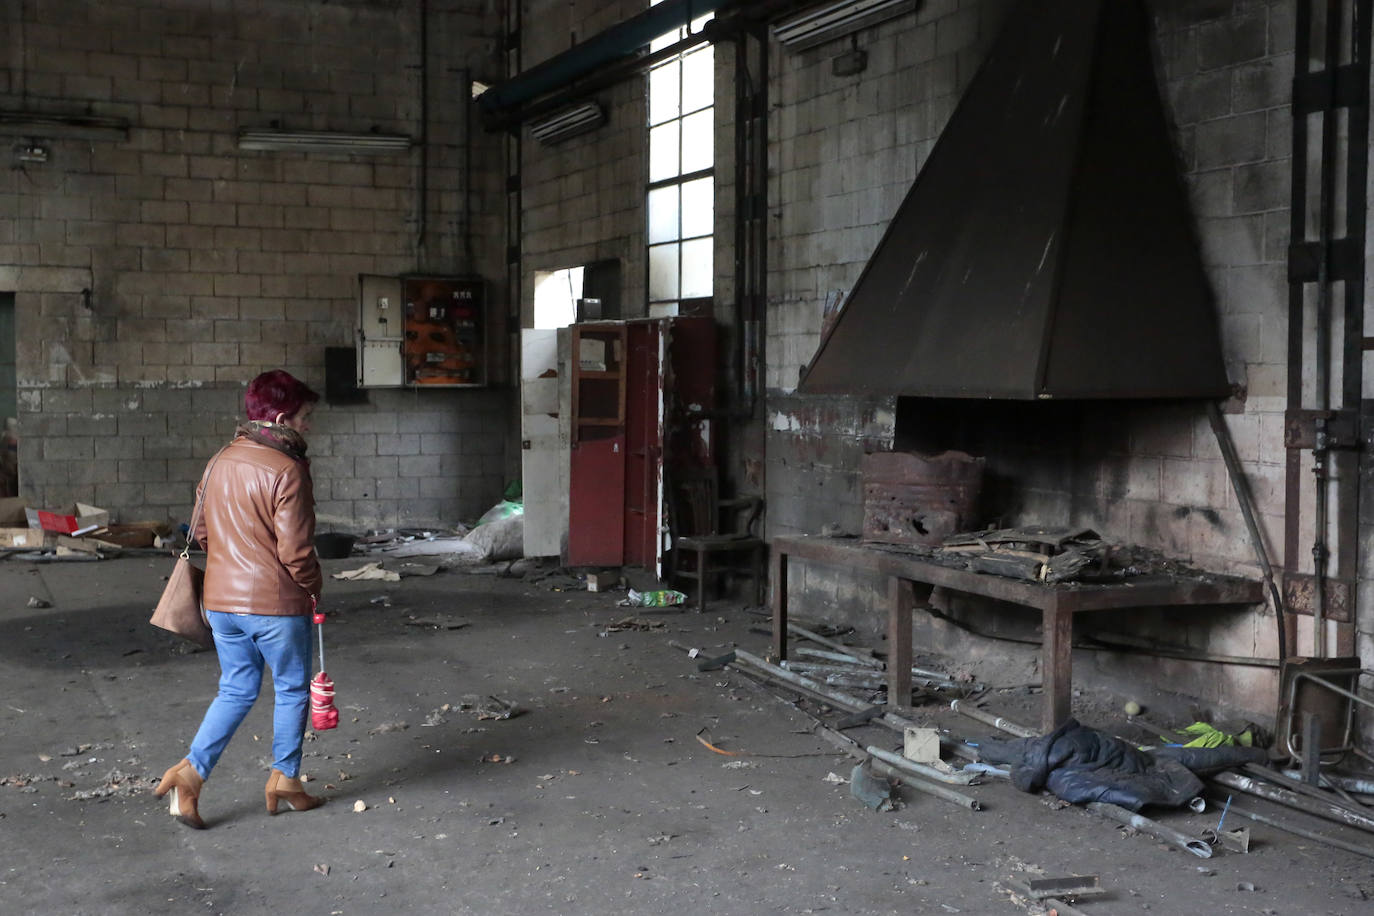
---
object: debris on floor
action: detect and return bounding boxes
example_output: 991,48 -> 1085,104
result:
458,695 -> 524,720
332,562 -> 401,582
402,614 -> 469,630
601,616 -> 667,633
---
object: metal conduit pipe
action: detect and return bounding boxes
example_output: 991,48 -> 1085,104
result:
1309,0 -> 1345,660
1212,770 -> 1374,834
1086,802 -> 1212,858
867,757 -> 981,811
732,648 -> 873,712
1206,401 -> 1287,663
782,659 -> 968,690
415,0 -> 429,251
1280,769 -> 1374,796
949,699 -> 1038,739
1216,798 -> 1374,860
787,624 -> 884,667
865,745 -> 979,786
477,0 -> 735,116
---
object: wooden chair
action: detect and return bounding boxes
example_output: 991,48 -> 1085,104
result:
666,466 -> 766,610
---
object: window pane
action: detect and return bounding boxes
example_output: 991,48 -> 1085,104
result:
648,302 -> 680,318
648,62 -> 680,126
680,176 -> 713,238
680,237 -> 713,299
681,47 -> 713,114
649,121 -> 680,182
680,108 -> 713,174
648,243 -> 680,301
647,185 -> 680,244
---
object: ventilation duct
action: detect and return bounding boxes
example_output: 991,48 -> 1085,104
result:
529,103 -> 607,145
772,0 -> 919,51
799,0 -> 1229,401
237,129 -> 413,154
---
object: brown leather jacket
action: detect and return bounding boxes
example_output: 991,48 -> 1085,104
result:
193,436 -> 322,616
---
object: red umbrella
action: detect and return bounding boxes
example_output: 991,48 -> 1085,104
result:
310,606 -> 338,731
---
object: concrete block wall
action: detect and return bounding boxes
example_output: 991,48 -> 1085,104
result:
0,0 -> 511,530
763,0 -> 1302,722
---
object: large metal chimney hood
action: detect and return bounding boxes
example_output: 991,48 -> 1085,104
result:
799,0 -> 1231,400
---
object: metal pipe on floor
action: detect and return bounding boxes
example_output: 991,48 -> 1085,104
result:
1218,798 -> 1374,860
1213,770 -> 1374,834
732,648 -> 874,713
1086,802 -> 1212,858
793,647 -> 881,667
865,745 -> 979,785
867,757 -> 981,811
1280,768 -> 1374,797
949,699 -> 1038,739
787,623 -> 884,667
782,660 -> 966,691
1255,763 -> 1372,809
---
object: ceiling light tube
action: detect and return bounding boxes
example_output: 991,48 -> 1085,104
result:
0,110 -> 130,141
237,128 -> 413,154
528,103 -> 607,145
772,0 -> 919,51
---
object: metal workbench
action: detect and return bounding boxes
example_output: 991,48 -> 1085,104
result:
770,535 -> 1264,732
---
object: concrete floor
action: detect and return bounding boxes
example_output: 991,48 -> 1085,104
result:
1,553 -> 1372,915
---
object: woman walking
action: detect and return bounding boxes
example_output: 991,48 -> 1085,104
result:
155,369 -> 327,828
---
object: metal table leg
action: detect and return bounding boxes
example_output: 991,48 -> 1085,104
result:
888,577 -> 914,710
771,547 -> 788,662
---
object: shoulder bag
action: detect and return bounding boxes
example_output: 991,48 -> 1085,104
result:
150,449 -> 225,648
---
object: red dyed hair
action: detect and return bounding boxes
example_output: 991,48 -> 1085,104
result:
245,370 -> 319,422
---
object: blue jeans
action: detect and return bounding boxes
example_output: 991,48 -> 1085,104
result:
187,612 -> 311,780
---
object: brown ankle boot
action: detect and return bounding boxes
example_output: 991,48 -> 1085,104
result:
153,758 -> 206,829
265,768 -> 325,814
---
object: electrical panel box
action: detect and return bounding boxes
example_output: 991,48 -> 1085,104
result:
357,274 -> 487,388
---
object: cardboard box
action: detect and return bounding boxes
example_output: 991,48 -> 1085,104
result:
0,497 -> 26,526
0,527 -> 47,548
89,522 -> 165,549
903,727 -> 942,764
26,503 -> 110,536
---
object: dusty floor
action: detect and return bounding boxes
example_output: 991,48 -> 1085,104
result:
0,553 -> 1372,916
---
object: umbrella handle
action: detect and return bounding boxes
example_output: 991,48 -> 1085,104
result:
312,596 -> 325,672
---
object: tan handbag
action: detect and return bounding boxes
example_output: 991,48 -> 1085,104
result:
150,551 -> 211,647
150,449 -> 224,648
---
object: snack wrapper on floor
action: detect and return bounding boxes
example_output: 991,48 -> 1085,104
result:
618,588 -> 687,607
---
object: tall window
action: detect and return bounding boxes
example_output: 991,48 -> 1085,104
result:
646,5 -> 714,317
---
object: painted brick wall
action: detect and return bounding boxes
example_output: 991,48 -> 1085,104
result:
763,0 -> 1303,722
0,0 -> 511,530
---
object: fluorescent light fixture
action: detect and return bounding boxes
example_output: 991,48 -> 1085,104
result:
772,0 -> 919,51
528,103 -> 606,145
237,128 -> 413,154
0,110 -> 129,141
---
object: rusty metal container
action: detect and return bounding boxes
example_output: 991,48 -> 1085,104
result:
861,450 -> 985,548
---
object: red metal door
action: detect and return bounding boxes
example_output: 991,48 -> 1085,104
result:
622,322 -> 662,568
568,324 -> 628,566
568,434 -> 626,566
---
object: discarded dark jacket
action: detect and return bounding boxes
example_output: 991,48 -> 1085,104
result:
977,718 -> 1269,811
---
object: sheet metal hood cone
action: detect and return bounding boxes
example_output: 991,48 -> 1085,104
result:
799,0 -> 1231,400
